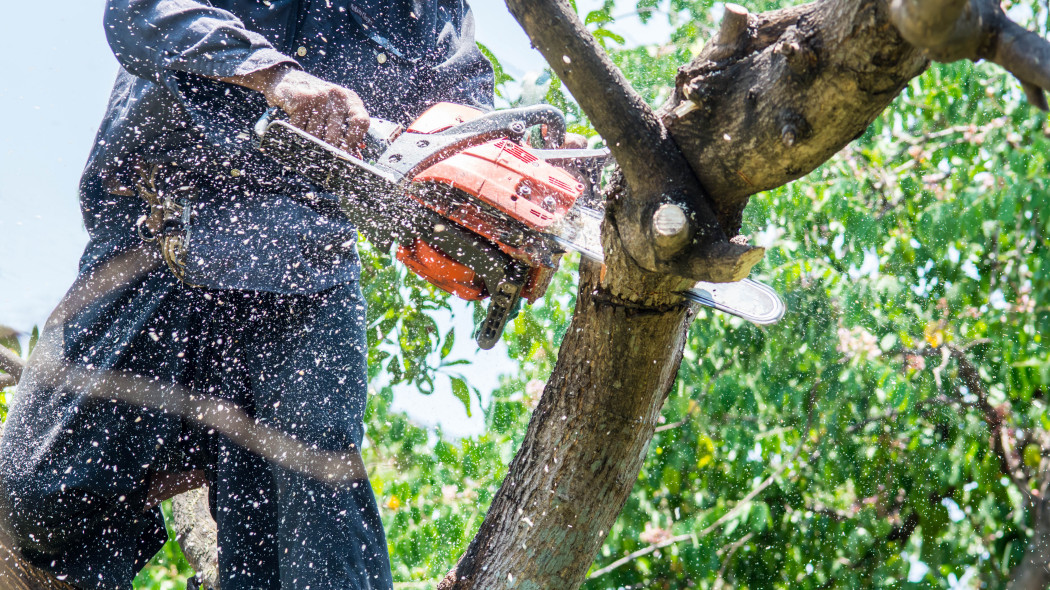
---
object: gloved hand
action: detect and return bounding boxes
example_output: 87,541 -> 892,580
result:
217,65 -> 370,153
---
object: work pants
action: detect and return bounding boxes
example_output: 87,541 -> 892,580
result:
0,263 -> 392,589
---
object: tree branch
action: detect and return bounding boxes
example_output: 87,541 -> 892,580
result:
0,347 -> 25,383
504,0 -> 763,283
712,531 -> 754,590
907,345 -> 1032,501
947,344 -> 1033,501
660,0 -> 928,234
170,487 -> 220,590
889,0 -> 1050,110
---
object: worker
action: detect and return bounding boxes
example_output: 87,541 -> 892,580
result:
0,1 -> 493,588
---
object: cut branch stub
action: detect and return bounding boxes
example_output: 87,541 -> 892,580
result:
505,0 -> 763,284
652,202 -> 693,257
707,3 -> 752,61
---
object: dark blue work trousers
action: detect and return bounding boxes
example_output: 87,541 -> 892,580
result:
0,258 -> 392,589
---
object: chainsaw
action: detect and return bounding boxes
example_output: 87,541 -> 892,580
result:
253,102 -> 785,349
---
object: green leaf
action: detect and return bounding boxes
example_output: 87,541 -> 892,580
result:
27,326 -> 39,355
440,327 -> 455,360
451,377 -> 472,417
1024,444 -> 1042,469
592,28 -> 625,47
749,501 -> 771,534
476,42 -> 514,97
584,10 -> 613,26
636,0 -> 659,24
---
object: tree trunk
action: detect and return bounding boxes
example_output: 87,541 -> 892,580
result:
439,261 -> 690,588
439,0 -> 928,587
1008,498 -> 1050,590
171,487 -> 220,590
8,0 -> 1050,588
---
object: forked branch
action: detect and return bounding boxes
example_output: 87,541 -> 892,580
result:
504,0 -> 763,284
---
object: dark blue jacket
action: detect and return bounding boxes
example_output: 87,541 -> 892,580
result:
82,0 -> 494,293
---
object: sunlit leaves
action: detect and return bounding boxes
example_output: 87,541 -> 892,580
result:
577,2 -> 1050,588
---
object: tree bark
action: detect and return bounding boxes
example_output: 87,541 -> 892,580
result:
660,0 -> 927,233
439,0 -> 951,588
439,261 -> 690,589
171,487 -> 220,590
9,1 -> 1050,588
503,0 -> 764,283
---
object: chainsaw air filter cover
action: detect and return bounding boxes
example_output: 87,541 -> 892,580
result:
395,103 -> 585,303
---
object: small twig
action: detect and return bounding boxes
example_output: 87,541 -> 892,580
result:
898,344 -> 1033,501
712,532 -> 754,590
588,531 -> 695,579
654,418 -> 690,433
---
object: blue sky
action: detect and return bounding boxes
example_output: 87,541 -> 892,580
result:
0,0 -> 674,435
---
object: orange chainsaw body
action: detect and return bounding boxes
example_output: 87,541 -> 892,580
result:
395,103 -> 585,302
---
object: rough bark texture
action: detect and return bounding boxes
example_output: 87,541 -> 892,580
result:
503,0 -> 764,283
435,1 -> 932,587
660,0 -> 927,234
439,262 -> 691,589
7,0 -> 1050,588
171,487 -> 220,590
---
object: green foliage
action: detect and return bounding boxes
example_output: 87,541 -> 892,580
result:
133,501 -> 195,590
476,42 -> 515,100
363,385 -> 518,582
575,4 -> 1050,588
0,325 -> 36,421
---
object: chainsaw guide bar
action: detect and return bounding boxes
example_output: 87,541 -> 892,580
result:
255,103 -> 786,347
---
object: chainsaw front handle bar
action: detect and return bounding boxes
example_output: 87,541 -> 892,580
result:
256,103 -> 566,162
